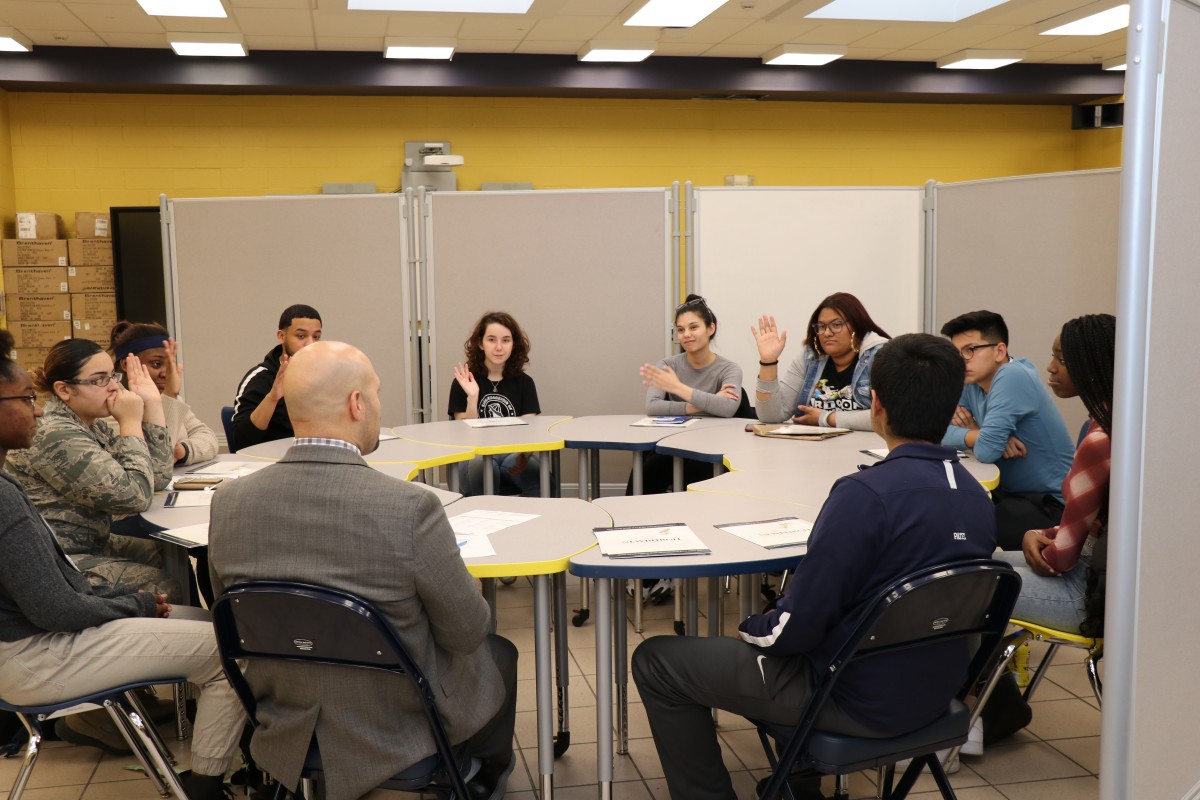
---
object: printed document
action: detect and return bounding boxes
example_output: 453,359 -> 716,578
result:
717,517 -> 812,550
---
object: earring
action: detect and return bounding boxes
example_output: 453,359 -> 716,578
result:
851,332 -> 859,354
812,336 -> 820,352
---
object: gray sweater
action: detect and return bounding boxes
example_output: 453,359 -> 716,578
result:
0,472 -> 154,643
645,352 -> 743,417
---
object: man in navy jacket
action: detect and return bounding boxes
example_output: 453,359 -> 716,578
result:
632,333 -> 998,800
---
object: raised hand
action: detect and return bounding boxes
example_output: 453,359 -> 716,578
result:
751,315 -> 787,363
453,363 -> 479,397
162,337 -> 183,398
124,355 -> 162,408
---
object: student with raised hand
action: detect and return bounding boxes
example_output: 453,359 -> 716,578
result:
448,310 -> 542,496
939,310 -> 1075,551
110,321 -> 217,466
2,339 -> 180,602
752,292 -> 890,430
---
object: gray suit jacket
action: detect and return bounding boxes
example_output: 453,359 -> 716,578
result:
208,444 -> 503,800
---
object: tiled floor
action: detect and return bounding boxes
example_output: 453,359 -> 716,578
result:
0,576 -> 1101,800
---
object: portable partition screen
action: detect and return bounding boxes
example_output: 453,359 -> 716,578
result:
166,194 -> 413,446
692,186 -> 925,395
932,169 -> 1120,434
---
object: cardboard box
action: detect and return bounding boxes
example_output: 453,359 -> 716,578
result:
67,266 -> 115,294
11,347 -> 50,373
9,320 -> 72,349
3,267 -> 69,294
5,293 -> 72,321
72,318 -> 116,344
75,212 -> 111,239
67,238 -> 114,266
71,293 -> 117,320
16,212 -> 64,240
2,239 -> 69,267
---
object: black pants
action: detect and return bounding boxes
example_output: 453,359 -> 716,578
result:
993,490 -> 1065,551
626,453 -> 715,496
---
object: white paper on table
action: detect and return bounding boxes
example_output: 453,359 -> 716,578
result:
462,417 -> 529,428
593,523 -> 710,558
449,509 -> 540,536
378,430 -> 399,441
457,535 -> 497,559
164,491 -> 215,508
188,462 -> 271,478
630,416 -> 698,427
151,523 -> 210,549
716,517 -> 812,550
769,425 -> 851,436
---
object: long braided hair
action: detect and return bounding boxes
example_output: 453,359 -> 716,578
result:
1059,313 -> 1116,436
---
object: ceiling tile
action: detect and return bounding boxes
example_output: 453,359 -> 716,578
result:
850,22 -> 949,48
386,11 -> 464,35
903,23 -> 1022,51
24,28 -> 106,45
722,19 -> 819,44
160,17 -> 241,33
702,42 -> 786,57
69,3 -> 163,33
0,1 -> 88,30
95,31 -> 168,47
456,37 -> 519,52
229,0 -> 314,7
711,0 -> 799,20
972,0 -> 1094,25
559,0 -> 628,13
660,16 -> 754,42
316,34 -> 379,49
843,46 -> 899,59
523,14 -> 607,40
513,38 -> 579,53
801,21 -> 888,44
245,33 -> 317,48
312,8 -> 388,35
233,7 -> 313,35
457,15 -> 531,38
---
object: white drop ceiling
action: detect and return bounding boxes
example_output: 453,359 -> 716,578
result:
0,0 -> 1128,66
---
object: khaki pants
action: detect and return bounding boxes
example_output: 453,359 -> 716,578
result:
0,606 -> 244,776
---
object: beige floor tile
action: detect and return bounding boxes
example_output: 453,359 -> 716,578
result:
80,778 -> 171,800
1026,698 -> 1102,741
0,787 -> 86,800
1043,663 -> 1102,700
1048,736 -> 1101,775
900,760 -> 989,794
620,737 -> 665,780
998,775 -> 1100,799
553,780 -> 651,799
0,743 -> 101,790
514,678 -> 596,714
970,740 -> 1089,785
908,787 -> 1008,799
88,753 -> 161,784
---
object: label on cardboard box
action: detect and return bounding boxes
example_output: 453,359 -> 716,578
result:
2,239 -> 69,267
5,293 -> 72,321
16,212 -> 63,241
67,266 -> 115,294
9,320 -> 72,349
71,293 -> 117,320
67,238 -> 114,266
3,267 -> 70,294
73,318 -> 117,344
75,212 -> 111,239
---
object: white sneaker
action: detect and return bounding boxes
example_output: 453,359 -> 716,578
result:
646,579 -> 674,603
894,747 -> 959,776
960,718 -> 984,757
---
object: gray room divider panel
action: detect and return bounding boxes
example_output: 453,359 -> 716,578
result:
692,186 -> 925,390
426,189 -> 672,421
166,194 -> 411,445
933,170 -> 1120,434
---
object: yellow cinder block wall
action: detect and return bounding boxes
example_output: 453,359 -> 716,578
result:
0,89 -> 16,320
4,92 -> 1121,229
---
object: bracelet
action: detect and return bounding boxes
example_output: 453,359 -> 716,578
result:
758,360 -> 779,367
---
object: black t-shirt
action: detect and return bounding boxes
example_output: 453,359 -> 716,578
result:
809,355 -> 862,413
447,371 -> 541,418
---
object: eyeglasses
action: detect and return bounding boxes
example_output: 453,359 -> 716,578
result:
64,372 -> 122,387
0,393 -> 37,408
959,343 -> 998,360
674,297 -> 707,314
814,319 -> 846,335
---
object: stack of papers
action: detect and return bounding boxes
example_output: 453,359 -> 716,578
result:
593,523 -> 711,558
630,416 -> 697,427
751,424 -> 850,441
449,509 -> 540,559
151,523 -> 210,549
463,417 -> 529,428
187,462 -> 271,479
164,491 -> 215,508
716,517 -> 812,550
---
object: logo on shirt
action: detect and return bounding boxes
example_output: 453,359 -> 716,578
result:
953,532 -> 966,541
810,379 -> 856,412
480,392 -> 517,418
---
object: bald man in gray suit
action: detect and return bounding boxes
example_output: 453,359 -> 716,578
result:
209,341 -> 517,800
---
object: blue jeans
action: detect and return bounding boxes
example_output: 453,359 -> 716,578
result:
457,453 -> 542,497
994,551 -> 1090,634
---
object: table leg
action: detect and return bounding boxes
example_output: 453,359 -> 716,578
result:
447,463 -> 461,494
707,576 -> 721,726
633,577 -> 644,634
594,578 -> 613,800
482,454 -> 495,495
631,451 -> 643,495
534,575 -> 555,800
578,450 -> 589,500
674,583 -> 684,636
672,456 -> 684,492
712,462 -> 724,478
572,451 -> 592,629
552,572 -> 571,758
540,454 -> 552,498
590,450 -> 601,499
551,450 -> 562,498
482,578 -> 497,635
685,578 -> 699,640
614,577 -> 629,756
740,573 -> 755,620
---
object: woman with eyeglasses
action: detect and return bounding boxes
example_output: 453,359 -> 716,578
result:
3,339 -> 179,601
110,321 -> 217,466
752,292 -> 891,430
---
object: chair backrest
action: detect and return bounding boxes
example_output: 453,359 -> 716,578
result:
220,406 -> 236,452
790,559 -> 1021,748
210,581 -> 454,761
735,387 -> 757,419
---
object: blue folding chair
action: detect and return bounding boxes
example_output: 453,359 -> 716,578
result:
220,406 -> 236,452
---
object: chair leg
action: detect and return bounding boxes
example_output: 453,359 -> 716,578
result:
104,699 -> 171,797
1087,654 -> 1103,707
174,682 -> 191,741
121,700 -> 188,800
966,629 -> 1031,737
834,773 -> 850,798
126,688 -> 179,766
1024,642 -> 1060,702
8,715 -> 41,800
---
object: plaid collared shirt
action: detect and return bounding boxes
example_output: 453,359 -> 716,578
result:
294,437 -> 362,457
1040,420 -> 1110,574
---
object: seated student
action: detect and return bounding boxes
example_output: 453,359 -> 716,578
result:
110,321 -> 217,466
0,330 -> 245,800
449,311 -> 542,496
633,333 -> 997,800
940,310 -> 1076,551
231,304 -> 322,452
3,340 -> 179,601
752,292 -> 890,430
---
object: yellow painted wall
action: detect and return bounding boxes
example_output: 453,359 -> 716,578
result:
4,92 -> 1120,226
0,89 -> 16,318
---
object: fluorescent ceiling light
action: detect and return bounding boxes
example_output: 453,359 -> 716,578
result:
0,32 -> 30,52
349,0 -> 533,11
807,0 -> 1008,23
626,0 -> 725,28
386,45 -> 454,59
763,45 -> 846,66
579,45 -> 655,62
170,41 -> 246,57
937,49 -> 1024,69
138,0 -> 227,18
1041,4 -> 1129,36
1103,55 -> 1126,70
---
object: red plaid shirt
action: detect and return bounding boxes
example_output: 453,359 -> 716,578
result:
1041,420 -> 1110,574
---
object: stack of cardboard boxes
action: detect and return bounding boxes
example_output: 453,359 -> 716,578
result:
2,211 -> 116,371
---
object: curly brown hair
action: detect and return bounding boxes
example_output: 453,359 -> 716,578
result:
464,311 -> 530,380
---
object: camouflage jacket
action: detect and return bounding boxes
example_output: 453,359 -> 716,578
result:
3,396 -> 173,557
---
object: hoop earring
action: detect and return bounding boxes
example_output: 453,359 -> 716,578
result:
851,332 -> 859,354
812,336 -> 820,353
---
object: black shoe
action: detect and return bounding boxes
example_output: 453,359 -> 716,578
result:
467,752 -> 516,800
55,711 -> 132,756
180,771 -> 235,800
981,671 -> 1033,746
755,772 -> 826,800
